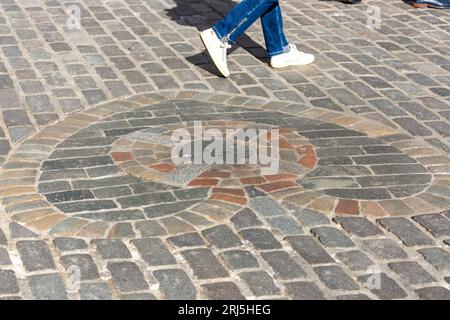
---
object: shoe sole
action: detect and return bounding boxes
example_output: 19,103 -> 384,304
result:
271,62 -> 313,69
270,58 -> 315,69
403,0 -> 447,8
199,32 -> 230,78
412,3 -> 447,8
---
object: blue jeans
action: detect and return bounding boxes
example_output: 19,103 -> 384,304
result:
212,0 -> 290,57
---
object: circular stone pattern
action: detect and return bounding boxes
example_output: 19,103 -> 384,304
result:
109,120 -> 316,192
5,98 -> 437,238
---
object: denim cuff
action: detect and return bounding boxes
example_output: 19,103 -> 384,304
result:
212,26 -> 232,43
267,43 -> 290,57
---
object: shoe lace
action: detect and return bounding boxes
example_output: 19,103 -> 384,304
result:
289,43 -> 297,52
220,42 -> 231,63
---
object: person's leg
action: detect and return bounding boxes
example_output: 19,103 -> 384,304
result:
260,3 -> 289,57
200,0 -> 314,77
258,2 -> 314,67
212,0 -> 279,43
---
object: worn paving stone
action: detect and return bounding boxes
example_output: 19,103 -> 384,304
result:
314,265 -> 359,291
231,208 -> 263,229
261,251 -> 306,279
287,236 -> 334,265
0,270 -> 19,295
335,250 -> 375,272
334,217 -> 383,237
266,216 -> 303,236
388,261 -> 436,285
153,269 -> 196,300
16,240 -> 56,272
168,232 -> 205,248
378,217 -> 434,247
181,248 -> 228,279
239,228 -> 282,250
28,273 -> 68,300
54,238 -> 88,252
360,238 -> 408,260
221,250 -> 259,270
358,273 -> 407,300
119,292 -> 156,300
93,240 -> 132,259
415,287 -> 450,300
288,206 -> 330,226
413,214 -> 450,238
107,261 -> 149,293
0,247 -> 11,265
310,227 -> 354,248
250,196 -> 287,217
78,282 -> 113,300
285,281 -> 325,300
60,254 -> 100,281
201,282 -> 245,300
202,225 -> 242,249
132,239 -> 176,266
418,248 -> 450,271
239,271 -> 281,296
336,294 -> 371,300
9,222 -> 37,239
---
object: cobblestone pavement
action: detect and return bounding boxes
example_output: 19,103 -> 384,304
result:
0,0 -> 449,300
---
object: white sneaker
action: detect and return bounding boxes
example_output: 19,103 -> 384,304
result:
200,28 -> 231,78
270,44 -> 315,69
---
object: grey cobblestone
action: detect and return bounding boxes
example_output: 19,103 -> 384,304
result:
358,273 -> 407,300
360,238 -> 408,260
261,251 -> 306,279
93,240 -> 132,259
239,228 -> 282,250
290,207 -> 330,227
239,271 -> 281,297
310,227 -> 354,248
413,214 -> 450,238
0,270 -> 19,295
231,208 -> 263,229
10,222 -> 37,239
221,250 -> 259,270
336,294 -> 370,300
314,265 -> 359,291
0,229 -> 8,246
78,282 -> 113,300
201,282 -> 245,300
202,225 -> 242,249
28,273 -> 68,300
378,217 -> 434,247
388,261 -> 436,285
334,217 -> 383,238
416,287 -> 450,300
418,248 -> 450,271
266,216 -> 303,236
132,239 -> 176,266
17,240 -> 55,272
0,247 -> 11,265
287,236 -> 334,265
153,269 -> 196,300
285,281 -> 325,300
182,248 -> 228,280
335,250 -> 374,272
168,232 -> 205,248
108,261 -> 149,293
60,254 -> 100,281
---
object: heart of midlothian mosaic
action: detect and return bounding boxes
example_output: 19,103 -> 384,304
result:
7,98 -> 435,239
